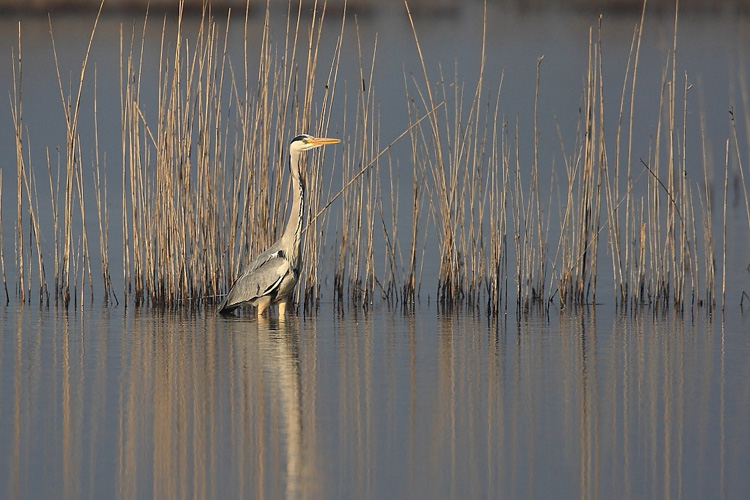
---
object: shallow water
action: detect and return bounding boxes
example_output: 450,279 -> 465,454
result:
1,304 -> 749,499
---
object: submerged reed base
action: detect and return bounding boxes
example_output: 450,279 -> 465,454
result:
3,0 -> 749,315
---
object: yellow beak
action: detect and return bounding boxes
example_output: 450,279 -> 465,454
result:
309,136 -> 341,146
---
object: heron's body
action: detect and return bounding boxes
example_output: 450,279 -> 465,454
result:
218,135 -> 339,316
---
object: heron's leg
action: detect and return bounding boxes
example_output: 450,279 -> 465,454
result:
255,295 -> 272,316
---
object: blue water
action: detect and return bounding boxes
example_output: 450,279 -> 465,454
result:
1,304 -> 749,499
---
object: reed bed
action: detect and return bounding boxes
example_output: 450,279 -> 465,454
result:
3,0 -> 749,314
555,32 -> 604,307
328,21 -> 380,308
118,0 -> 342,308
583,0 -> 715,312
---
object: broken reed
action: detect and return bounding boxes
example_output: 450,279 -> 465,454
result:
5,0 -> 749,313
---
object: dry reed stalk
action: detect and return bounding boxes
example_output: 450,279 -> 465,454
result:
356,25 -> 380,307
721,139 -> 729,311
403,133 -> 424,305
224,3 -> 258,284
464,6 -> 494,308
362,154 -> 378,305
680,74 -> 696,308
624,2 -> 648,305
402,80 -> 430,306
333,118 -> 352,301
604,4 -> 646,307
122,8 -> 174,305
343,146 -> 366,303
19,116 -> 47,304
607,19 -> 638,304
121,15 -> 147,305
380,156 -> 403,303
645,53 -> 672,307
48,2 -> 103,305
486,85 -> 508,315
636,211 -> 646,305
91,67 -> 115,303
688,183 -> 699,308
531,56 -> 550,306
511,120 -> 525,308
0,173 -> 8,304
11,23 -> 49,304
119,23 -> 130,305
697,112 -> 715,309
300,13 -> 339,308
44,150 -> 59,302
659,0 -> 693,309
666,0 -> 677,309
509,56 -> 552,311
555,38 -> 594,305
555,32 -> 605,307
403,0 -> 500,308
74,135 -> 94,305
402,69 -> 429,307
12,23 -> 25,303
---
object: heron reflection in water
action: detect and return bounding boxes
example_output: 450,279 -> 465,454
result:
218,134 -> 340,317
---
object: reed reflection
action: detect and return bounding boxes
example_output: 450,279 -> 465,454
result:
115,312 -> 319,500
425,309 -> 735,499
230,316 -> 317,500
2,307 -> 110,500
1,306 -> 747,500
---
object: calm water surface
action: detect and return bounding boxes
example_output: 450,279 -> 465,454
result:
1,304 -> 749,499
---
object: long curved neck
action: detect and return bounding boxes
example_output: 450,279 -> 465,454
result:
281,149 -> 305,267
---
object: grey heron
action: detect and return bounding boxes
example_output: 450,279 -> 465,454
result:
218,134 -> 340,316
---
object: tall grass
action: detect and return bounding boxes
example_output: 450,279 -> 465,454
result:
555,29 -> 604,307
404,0 -> 513,311
548,1 -> 723,312
120,2 -> 230,306
117,0 -> 344,307
2,0 -> 748,314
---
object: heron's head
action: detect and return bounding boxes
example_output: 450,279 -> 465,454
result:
288,134 -> 340,183
289,134 -> 341,154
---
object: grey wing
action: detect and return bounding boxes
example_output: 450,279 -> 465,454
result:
218,255 -> 292,312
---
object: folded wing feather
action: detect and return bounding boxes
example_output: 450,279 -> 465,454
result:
220,254 -> 292,311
